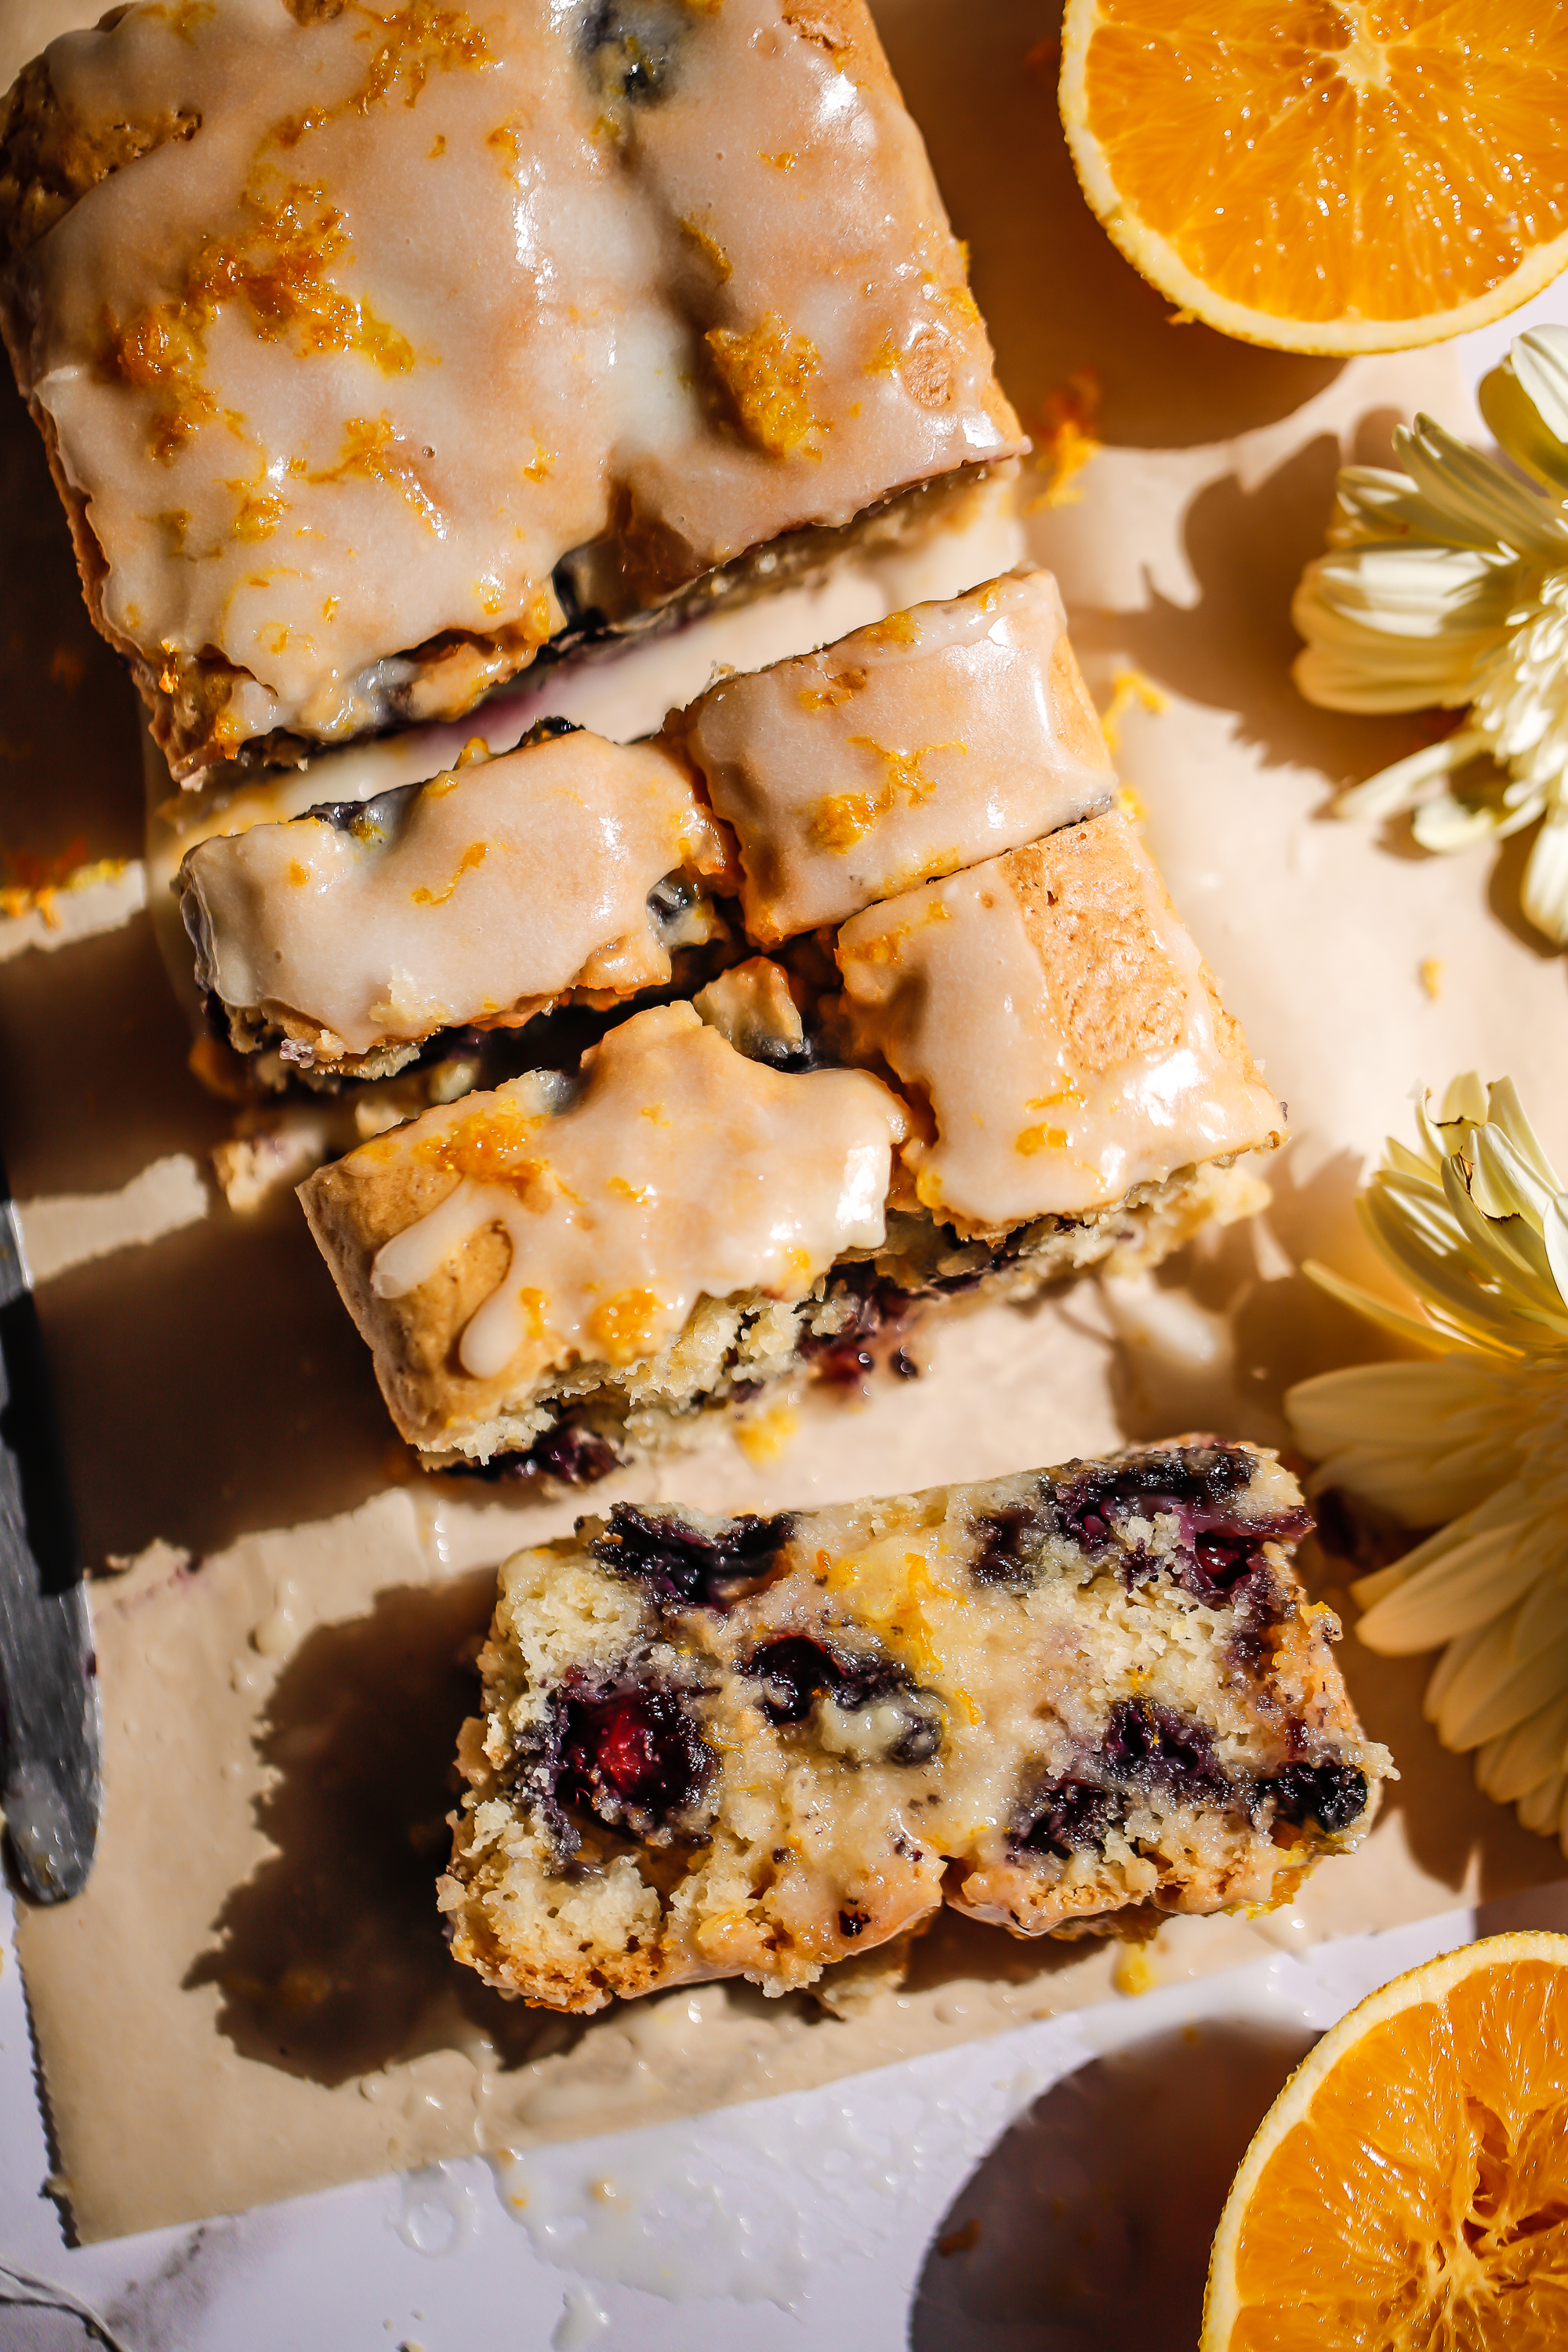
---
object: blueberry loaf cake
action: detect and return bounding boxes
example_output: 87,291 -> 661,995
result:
174,568 -> 1113,1088
0,0 -> 1023,778
439,1442 -> 1391,2009
178,722 -> 735,1081
297,897 -> 1280,1475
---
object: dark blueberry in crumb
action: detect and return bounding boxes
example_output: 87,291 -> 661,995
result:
584,0 -> 688,100
591,1504 -> 792,1610
556,1682 -> 717,1831
970,1494 -> 1054,1588
1265,1762 -> 1367,1835
1052,1446 -> 1311,1599
740,1637 -> 942,1763
438,1421 -> 619,1487
800,1262 -> 919,1386
1102,1698 -> 1229,1804
742,1635 -> 849,1724
838,1905 -> 869,1939
1014,1777 -> 1120,1860
891,1348 -> 920,1380
647,869 -> 698,930
746,1033 -> 818,1074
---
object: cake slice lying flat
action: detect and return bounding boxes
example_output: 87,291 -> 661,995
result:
673,569 -> 1116,942
440,1442 -> 1391,2009
179,724 -> 736,1080
0,0 -> 1022,776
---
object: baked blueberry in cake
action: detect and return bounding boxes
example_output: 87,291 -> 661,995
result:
439,1442 -> 1391,2009
0,0 -> 1023,777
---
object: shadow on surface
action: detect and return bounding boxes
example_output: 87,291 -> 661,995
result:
1067,437 -> 1444,793
187,1570 -> 584,2084
874,0 -> 1341,451
909,2020 -> 1317,2350
37,1207 -> 397,1567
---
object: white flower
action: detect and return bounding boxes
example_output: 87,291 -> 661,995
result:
1286,1073 -> 1568,1852
1293,327 -> 1568,942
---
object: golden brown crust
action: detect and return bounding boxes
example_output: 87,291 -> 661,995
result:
1004,827 -> 1187,1073
0,45 -> 201,267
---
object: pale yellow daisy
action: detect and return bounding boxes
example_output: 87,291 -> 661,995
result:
1287,1073 -> 1568,1850
1293,327 -> 1568,943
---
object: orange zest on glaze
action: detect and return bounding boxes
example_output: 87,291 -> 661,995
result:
411,839 -> 488,904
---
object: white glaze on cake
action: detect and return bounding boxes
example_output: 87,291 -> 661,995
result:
678,570 -> 1116,940
315,1000 -> 907,1393
2,0 -> 1022,768
837,811 -> 1286,1236
180,728 -> 735,1060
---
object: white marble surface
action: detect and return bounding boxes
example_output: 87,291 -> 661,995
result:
4,1879 -> 1568,2350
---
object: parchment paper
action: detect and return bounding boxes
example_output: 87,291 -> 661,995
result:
5,0 -> 1568,2246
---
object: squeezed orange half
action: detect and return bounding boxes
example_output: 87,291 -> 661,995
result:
1204,1933 -> 1568,2348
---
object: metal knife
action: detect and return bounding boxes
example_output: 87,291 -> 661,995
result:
0,1167 -> 100,1900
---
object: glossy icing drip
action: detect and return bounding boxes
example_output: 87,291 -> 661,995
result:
180,728 -> 733,1054
679,569 -> 1116,939
9,0 -> 1021,760
367,1000 -> 907,1381
837,811 -> 1285,1236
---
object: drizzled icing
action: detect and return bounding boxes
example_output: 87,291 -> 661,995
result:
837,811 -> 1285,1236
363,1000 -> 907,1384
179,729 -> 733,1058
678,570 -> 1115,941
6,0 -> 1022,765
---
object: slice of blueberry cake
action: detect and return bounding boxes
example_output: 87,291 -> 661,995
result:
440,1442 -> 1391,2010
178,722 -> 736,1083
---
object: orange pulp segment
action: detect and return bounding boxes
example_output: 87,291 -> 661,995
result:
1059,1 -> 1568,354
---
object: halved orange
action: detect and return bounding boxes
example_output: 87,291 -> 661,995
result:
1059,2 -> 1568,354
1203,1933 -> 1568,2349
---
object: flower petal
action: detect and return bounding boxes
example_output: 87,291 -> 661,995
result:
1433,1621 -> 1568,1751
1334,730 -> 1491,823
1356,1524 -> 1541,1651
1522,800 -> 1568,946
1475,1688 -> 1568,1802
1486,1077 -> 1564,1191
1396,413 -> 1568,561
1480,328 -> 1568,498
1517,1769 -> 1567,1835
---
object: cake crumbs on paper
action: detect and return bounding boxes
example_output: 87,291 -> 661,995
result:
1100,666 -> 1168,755
0,835 -> 129,927
1112,1940 -> 1159,1996
1026,367 -> 1101,510
735,1399 -> 798,1465
1420,956 -> 1443,1000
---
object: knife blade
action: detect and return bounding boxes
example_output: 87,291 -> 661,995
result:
0,1167 -> 100,1900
